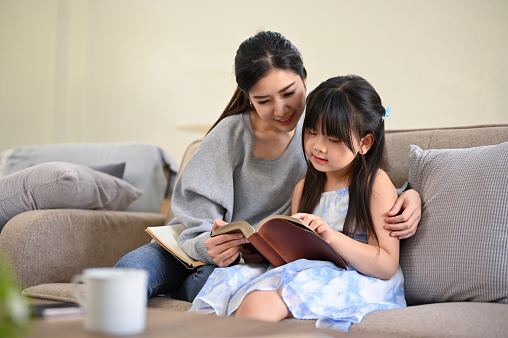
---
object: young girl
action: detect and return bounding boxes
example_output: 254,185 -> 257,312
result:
189,75 -> 406,331
116,30 -> 418,303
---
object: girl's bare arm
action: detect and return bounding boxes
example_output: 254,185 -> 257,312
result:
293,171 -> 399,280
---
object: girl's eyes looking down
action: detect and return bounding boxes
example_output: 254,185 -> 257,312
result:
306,129 -> 342,143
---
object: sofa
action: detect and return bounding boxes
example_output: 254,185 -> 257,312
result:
1,125 -> 507,337
0,142 -> 178,286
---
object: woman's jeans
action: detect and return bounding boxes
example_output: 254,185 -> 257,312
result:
114,242 -> 217,302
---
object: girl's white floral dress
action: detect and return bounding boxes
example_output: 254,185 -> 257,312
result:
188,187 -> 406,331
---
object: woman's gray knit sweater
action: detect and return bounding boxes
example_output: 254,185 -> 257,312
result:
169,112 -> 306,264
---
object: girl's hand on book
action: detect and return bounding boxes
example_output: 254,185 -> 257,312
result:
205,218 -> 249,267
292,213 -> 335,244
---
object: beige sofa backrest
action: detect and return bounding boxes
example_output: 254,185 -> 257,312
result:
385,124 -> 508,188
170,124 -> 508,213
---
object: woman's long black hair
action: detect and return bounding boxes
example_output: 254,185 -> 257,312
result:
298,75 -> 389,242
208,31 -> 307,133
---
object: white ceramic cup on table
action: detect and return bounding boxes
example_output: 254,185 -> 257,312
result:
72,267 -> 148,336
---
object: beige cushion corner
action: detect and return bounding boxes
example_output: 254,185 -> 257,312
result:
23,283 -> 81,304
23,283 -> 192,312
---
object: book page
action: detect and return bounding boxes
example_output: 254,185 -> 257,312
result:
257,215 -> 314,233
146,224 -> 197,264
211,220 -> 255,238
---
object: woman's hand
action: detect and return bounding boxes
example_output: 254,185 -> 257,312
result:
292,213 -> 335,244
205,218 -> 248,267
385,189 -> 422,239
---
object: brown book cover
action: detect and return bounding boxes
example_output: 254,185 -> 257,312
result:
211,215 -> 347,269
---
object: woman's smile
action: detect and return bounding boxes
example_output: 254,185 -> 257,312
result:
275,113 -> 294,125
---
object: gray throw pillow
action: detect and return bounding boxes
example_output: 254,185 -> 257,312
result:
80,162 -> 126,179
401,143 -> 508,305
27,162 -> 126,179
1,143 -> 178,213
0,162 -> 142,232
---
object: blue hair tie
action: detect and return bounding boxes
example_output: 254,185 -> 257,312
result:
382,106 -> 392,121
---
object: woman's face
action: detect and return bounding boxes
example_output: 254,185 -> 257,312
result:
248,69 -> 307,133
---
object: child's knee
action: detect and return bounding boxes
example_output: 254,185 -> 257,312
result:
235,290 -> 289,322
236,291 -> 267,316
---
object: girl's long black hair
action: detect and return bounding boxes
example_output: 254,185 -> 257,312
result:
208,31 -> 307,133
298,75 -> 389,242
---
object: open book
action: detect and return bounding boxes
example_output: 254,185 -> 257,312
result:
145,223 -> 206,269
145,215 -> 347,270
211,215 -> 347,269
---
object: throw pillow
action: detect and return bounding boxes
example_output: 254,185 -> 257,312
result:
401,143 -> 508,305
26,162 -> 126,179
83,162 -> 126,179
1,143 -> 178,213
0,162 -> 142,232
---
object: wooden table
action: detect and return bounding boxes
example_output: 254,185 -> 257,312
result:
28,307 -> 376,337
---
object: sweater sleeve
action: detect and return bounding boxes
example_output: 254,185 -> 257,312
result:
168,117 -> 242,264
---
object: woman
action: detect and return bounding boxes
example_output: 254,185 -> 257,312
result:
115,31 -> 421,302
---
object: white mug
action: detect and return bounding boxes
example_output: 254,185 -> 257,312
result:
72,267 -> 148,336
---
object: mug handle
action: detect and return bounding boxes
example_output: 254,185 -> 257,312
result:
71,274 -> 87,309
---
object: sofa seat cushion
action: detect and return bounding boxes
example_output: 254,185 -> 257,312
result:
348,302 -> 508,338
24,283 -> 508,338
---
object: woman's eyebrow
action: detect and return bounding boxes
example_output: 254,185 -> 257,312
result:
252,82 -> 296,99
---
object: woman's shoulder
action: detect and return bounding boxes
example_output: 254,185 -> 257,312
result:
190,113 -> 252,166
199,113 -> 249,147
203,113 -> 251,143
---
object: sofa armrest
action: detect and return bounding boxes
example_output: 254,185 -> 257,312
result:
0,209 -> 166,288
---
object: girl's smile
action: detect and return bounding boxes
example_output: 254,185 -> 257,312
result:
312,154 -> 328,164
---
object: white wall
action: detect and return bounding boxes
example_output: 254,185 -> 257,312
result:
1,0 -> 507,162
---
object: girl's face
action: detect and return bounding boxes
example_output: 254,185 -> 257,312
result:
304,127 -> 359,176
248,69 -> 307,133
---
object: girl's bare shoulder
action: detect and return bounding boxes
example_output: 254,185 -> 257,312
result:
294,177 -> 305,192
372,169 -> 397,198
291,178 -> 306,213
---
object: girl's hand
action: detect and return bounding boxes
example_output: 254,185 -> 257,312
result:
205,218 -> 248,267
292,213 -> 335,244
385,189 -> 422,239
